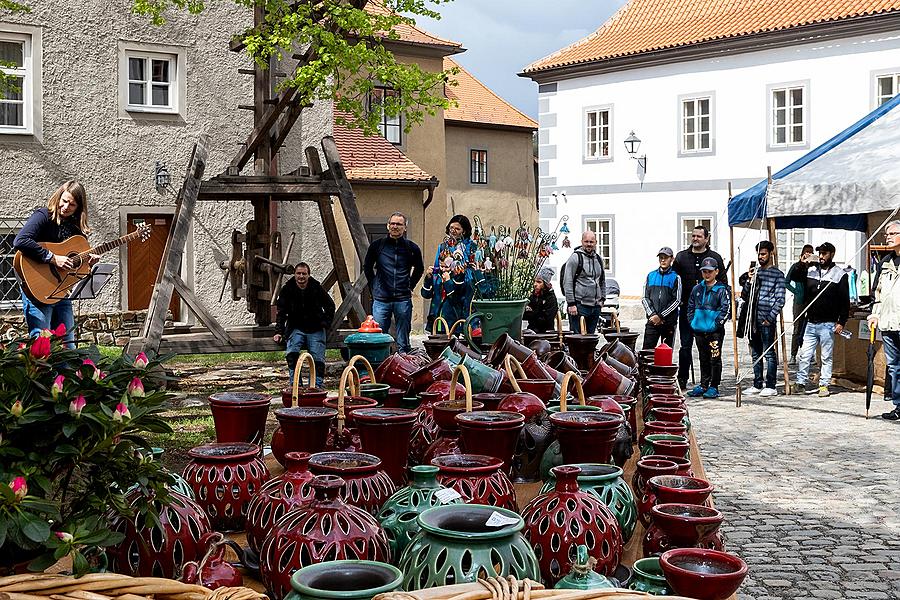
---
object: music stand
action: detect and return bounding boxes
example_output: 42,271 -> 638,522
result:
67,263 -> 116,301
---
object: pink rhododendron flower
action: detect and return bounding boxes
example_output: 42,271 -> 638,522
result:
127,377 -> 145,398
10,476 -> 27,501
69,395 -> 86,417
133,352 -> 149,368
113,402 -> 130,422
30,336 -> 51,359
11,400 -> 23,418
52,375 -> 65,400
52,322 -> 67,337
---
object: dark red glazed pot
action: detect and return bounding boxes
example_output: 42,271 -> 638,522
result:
472,392 -> 508,411
323,395 -> 379,452
308,451 -> 395,515
660,549 -> 748,600
182,442 -> 270,532
582,359 -> 636,397
423,400 -> 484,463
484,332 -> 534,367
208,392 -> 270,447
384,387 -> 406,408
258,475 -> 391,600
245,452 -> 316,557
648,475 -> 713,507
280,386 -> 328,408
456,410 -> 525,473
564,333 -> 601,372
522,465 -> 623,584
408,358 -> 453,394
375,353 -> 425,390
424,380 -> 468,403
647,434 -> 691,460
649,406 -> 689,424
544,350 -> 581,375
549,411 -> 624,465
634,457 -> 681,527
644,454 -> 694,478
354,407 -> 417,484
604,340 -> 637,369
431,453 -> 518,511
498,392 -> 546,421
639,420 -> 689,447
271,406 -> 336,466
644,503 -> 725,556
517,379 -> 556,403
408,391 -> 442,465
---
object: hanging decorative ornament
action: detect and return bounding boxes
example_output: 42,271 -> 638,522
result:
484,258 -> 493,271
494,241 -> 505,253
489,233 -> 497,247
562,236 -> 571,248
474,249 -> 484,263
560,222 -> 570,234
552,241 -> 559,250
504,235 -> 514,246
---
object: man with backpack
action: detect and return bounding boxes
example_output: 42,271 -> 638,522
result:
561,230 -> 606,334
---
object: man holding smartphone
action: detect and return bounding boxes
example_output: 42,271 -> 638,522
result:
785,244 -> 815,363
789,242 -> 850,397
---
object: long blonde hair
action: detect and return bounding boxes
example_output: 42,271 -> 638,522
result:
46,180 -> 90,234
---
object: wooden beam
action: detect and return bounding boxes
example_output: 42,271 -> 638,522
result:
321,136 -> 370,264
270,99 -> 308,155
198,180 -> 341,200
129,325 -> 360,355
318,197 -> 363,328
134,134 -> 209,357
328,272 -> 368,341
228,87 -> 297,173
172,275 -> 232,345
320,268 -> 338,292
305,146 -> 324,177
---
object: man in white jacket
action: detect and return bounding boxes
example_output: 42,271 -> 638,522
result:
870,220 -> 900,420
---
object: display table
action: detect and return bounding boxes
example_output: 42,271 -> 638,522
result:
832,317 -> 885,387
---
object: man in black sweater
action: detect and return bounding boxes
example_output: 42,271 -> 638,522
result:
672,225 -> 727,389
363,212 -> 424,353
273,263 -> 335,387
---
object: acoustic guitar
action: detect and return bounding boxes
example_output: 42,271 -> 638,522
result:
14,223 -> 152,305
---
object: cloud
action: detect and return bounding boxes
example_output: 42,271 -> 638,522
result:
410,0 -> 626,118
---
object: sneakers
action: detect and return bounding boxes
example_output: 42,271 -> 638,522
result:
882,407 -> 900,420
744,386 -> 762,395
702,387 -> 719,399
687,385 -> 707,397
790,382 -> 812,395
818,386 -> 831,397
759,387 -> 779,397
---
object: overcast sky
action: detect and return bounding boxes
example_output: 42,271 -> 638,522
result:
411,0 -> 627,119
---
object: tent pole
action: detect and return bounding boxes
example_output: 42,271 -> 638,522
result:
728,182 -> 742,408
766,167 -> 793,396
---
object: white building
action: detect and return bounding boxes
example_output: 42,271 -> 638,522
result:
521,0 -> 900,312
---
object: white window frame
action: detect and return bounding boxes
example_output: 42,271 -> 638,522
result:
118,41 -> 186,118
0,218 -> 24,309
583,105 -> 612,162
776,228 -> 810,273
583,215 -> 614,275
369,85 -> 402,145
678,92 -> 715,156
0,27 -> 40,136
470,149 -> 487,184
767,81 -> 809,151
872,69 -> 900,108
678,213 -> 716,251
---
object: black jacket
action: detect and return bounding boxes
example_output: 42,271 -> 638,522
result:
789,262 -> 850,325
364,236 -> 424,302
526,287 -> 558,333
673,247 -> 727,304
13,207 -> 83,263
275,277 -> 336,335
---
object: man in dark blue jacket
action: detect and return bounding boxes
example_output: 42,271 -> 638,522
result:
363,212 -> 424,353
642,247 -> 682,350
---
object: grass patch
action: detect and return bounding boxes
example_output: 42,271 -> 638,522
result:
96,347 -> 342,367
147,410 -> 217,455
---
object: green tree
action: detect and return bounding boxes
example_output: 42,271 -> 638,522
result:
0,1 -> 30,100
130,0 -> 458,135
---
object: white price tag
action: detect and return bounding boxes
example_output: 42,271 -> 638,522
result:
435,488 -> 462,504
485,511 -> 520,527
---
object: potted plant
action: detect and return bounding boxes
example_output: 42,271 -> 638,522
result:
0,325 -> 174,575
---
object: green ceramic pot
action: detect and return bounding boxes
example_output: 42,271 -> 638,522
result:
554,545 -> 616,590
359,383 -> 391,404
377,465 -> 463,560
398,504 -> 540,589
540,463 -> 638,544
628,557 -> 670,595
286,560 -> 402,600
640,433 -> 689,458
465,299 -> 529,351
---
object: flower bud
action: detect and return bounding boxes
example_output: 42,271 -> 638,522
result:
52,375 -> 65,400
55,531 -> 74,543
134,352 -> 149,368
52,322 -> 67,338
10,476 -> 27,501
11,400 -> 23,418
30,336 -> 51,360
127,377 -> 145,398
113,402 -> 130,422
81,359 -> 100,382
69,395 -> 86,417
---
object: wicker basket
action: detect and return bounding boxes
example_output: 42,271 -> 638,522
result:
0,573 -> 267,600
373,577 -> 695,600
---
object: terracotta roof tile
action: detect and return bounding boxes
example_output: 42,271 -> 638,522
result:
366,2 -> 462,49
444,58 -> 537,130
524,0 -> 900,74
333,113 -> 436,183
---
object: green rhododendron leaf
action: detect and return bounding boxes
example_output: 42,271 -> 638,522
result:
21,516 -> 51,543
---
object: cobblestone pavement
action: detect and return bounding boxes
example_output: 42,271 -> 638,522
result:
675,322 -> 900,599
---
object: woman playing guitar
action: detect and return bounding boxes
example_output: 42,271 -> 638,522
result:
13,180 -> 99,347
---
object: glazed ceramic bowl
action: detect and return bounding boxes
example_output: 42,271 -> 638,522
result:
660,548 -> 748,600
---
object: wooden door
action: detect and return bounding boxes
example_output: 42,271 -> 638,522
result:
127,214 -> 180,321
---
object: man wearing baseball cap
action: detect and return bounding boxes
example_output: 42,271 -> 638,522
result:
642,247 -> 682,351
789,242 -> 850,397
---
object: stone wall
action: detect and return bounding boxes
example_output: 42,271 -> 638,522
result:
0,310 -> 169,346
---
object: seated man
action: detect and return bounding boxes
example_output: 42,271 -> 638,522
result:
273,262 -> 335,388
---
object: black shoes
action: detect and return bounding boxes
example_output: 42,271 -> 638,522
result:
882,407 -> 900,421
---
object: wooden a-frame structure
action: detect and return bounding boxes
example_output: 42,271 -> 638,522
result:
126,6 -> 372,357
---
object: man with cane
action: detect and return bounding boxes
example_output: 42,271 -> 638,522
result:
869,221 -> 900,420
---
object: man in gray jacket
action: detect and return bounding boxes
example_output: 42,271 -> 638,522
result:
562,230 -> 606,334
870,220 -> 900,420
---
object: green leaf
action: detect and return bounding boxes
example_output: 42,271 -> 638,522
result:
21,516 -> 51,543
27,552 -> 59,573
55,444 -> 80,455
62,422 -> 78,438
0,515 -> 7,547
72,550 -> 89,576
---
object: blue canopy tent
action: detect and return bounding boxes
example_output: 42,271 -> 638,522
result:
728,93 -> 900,231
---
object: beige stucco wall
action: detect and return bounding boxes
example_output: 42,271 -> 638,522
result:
444,124 -> 538,230
0,2 -> 328,328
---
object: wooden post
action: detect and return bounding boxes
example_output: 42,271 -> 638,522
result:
767,167 -> 793,395
727,183 -> 742,408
